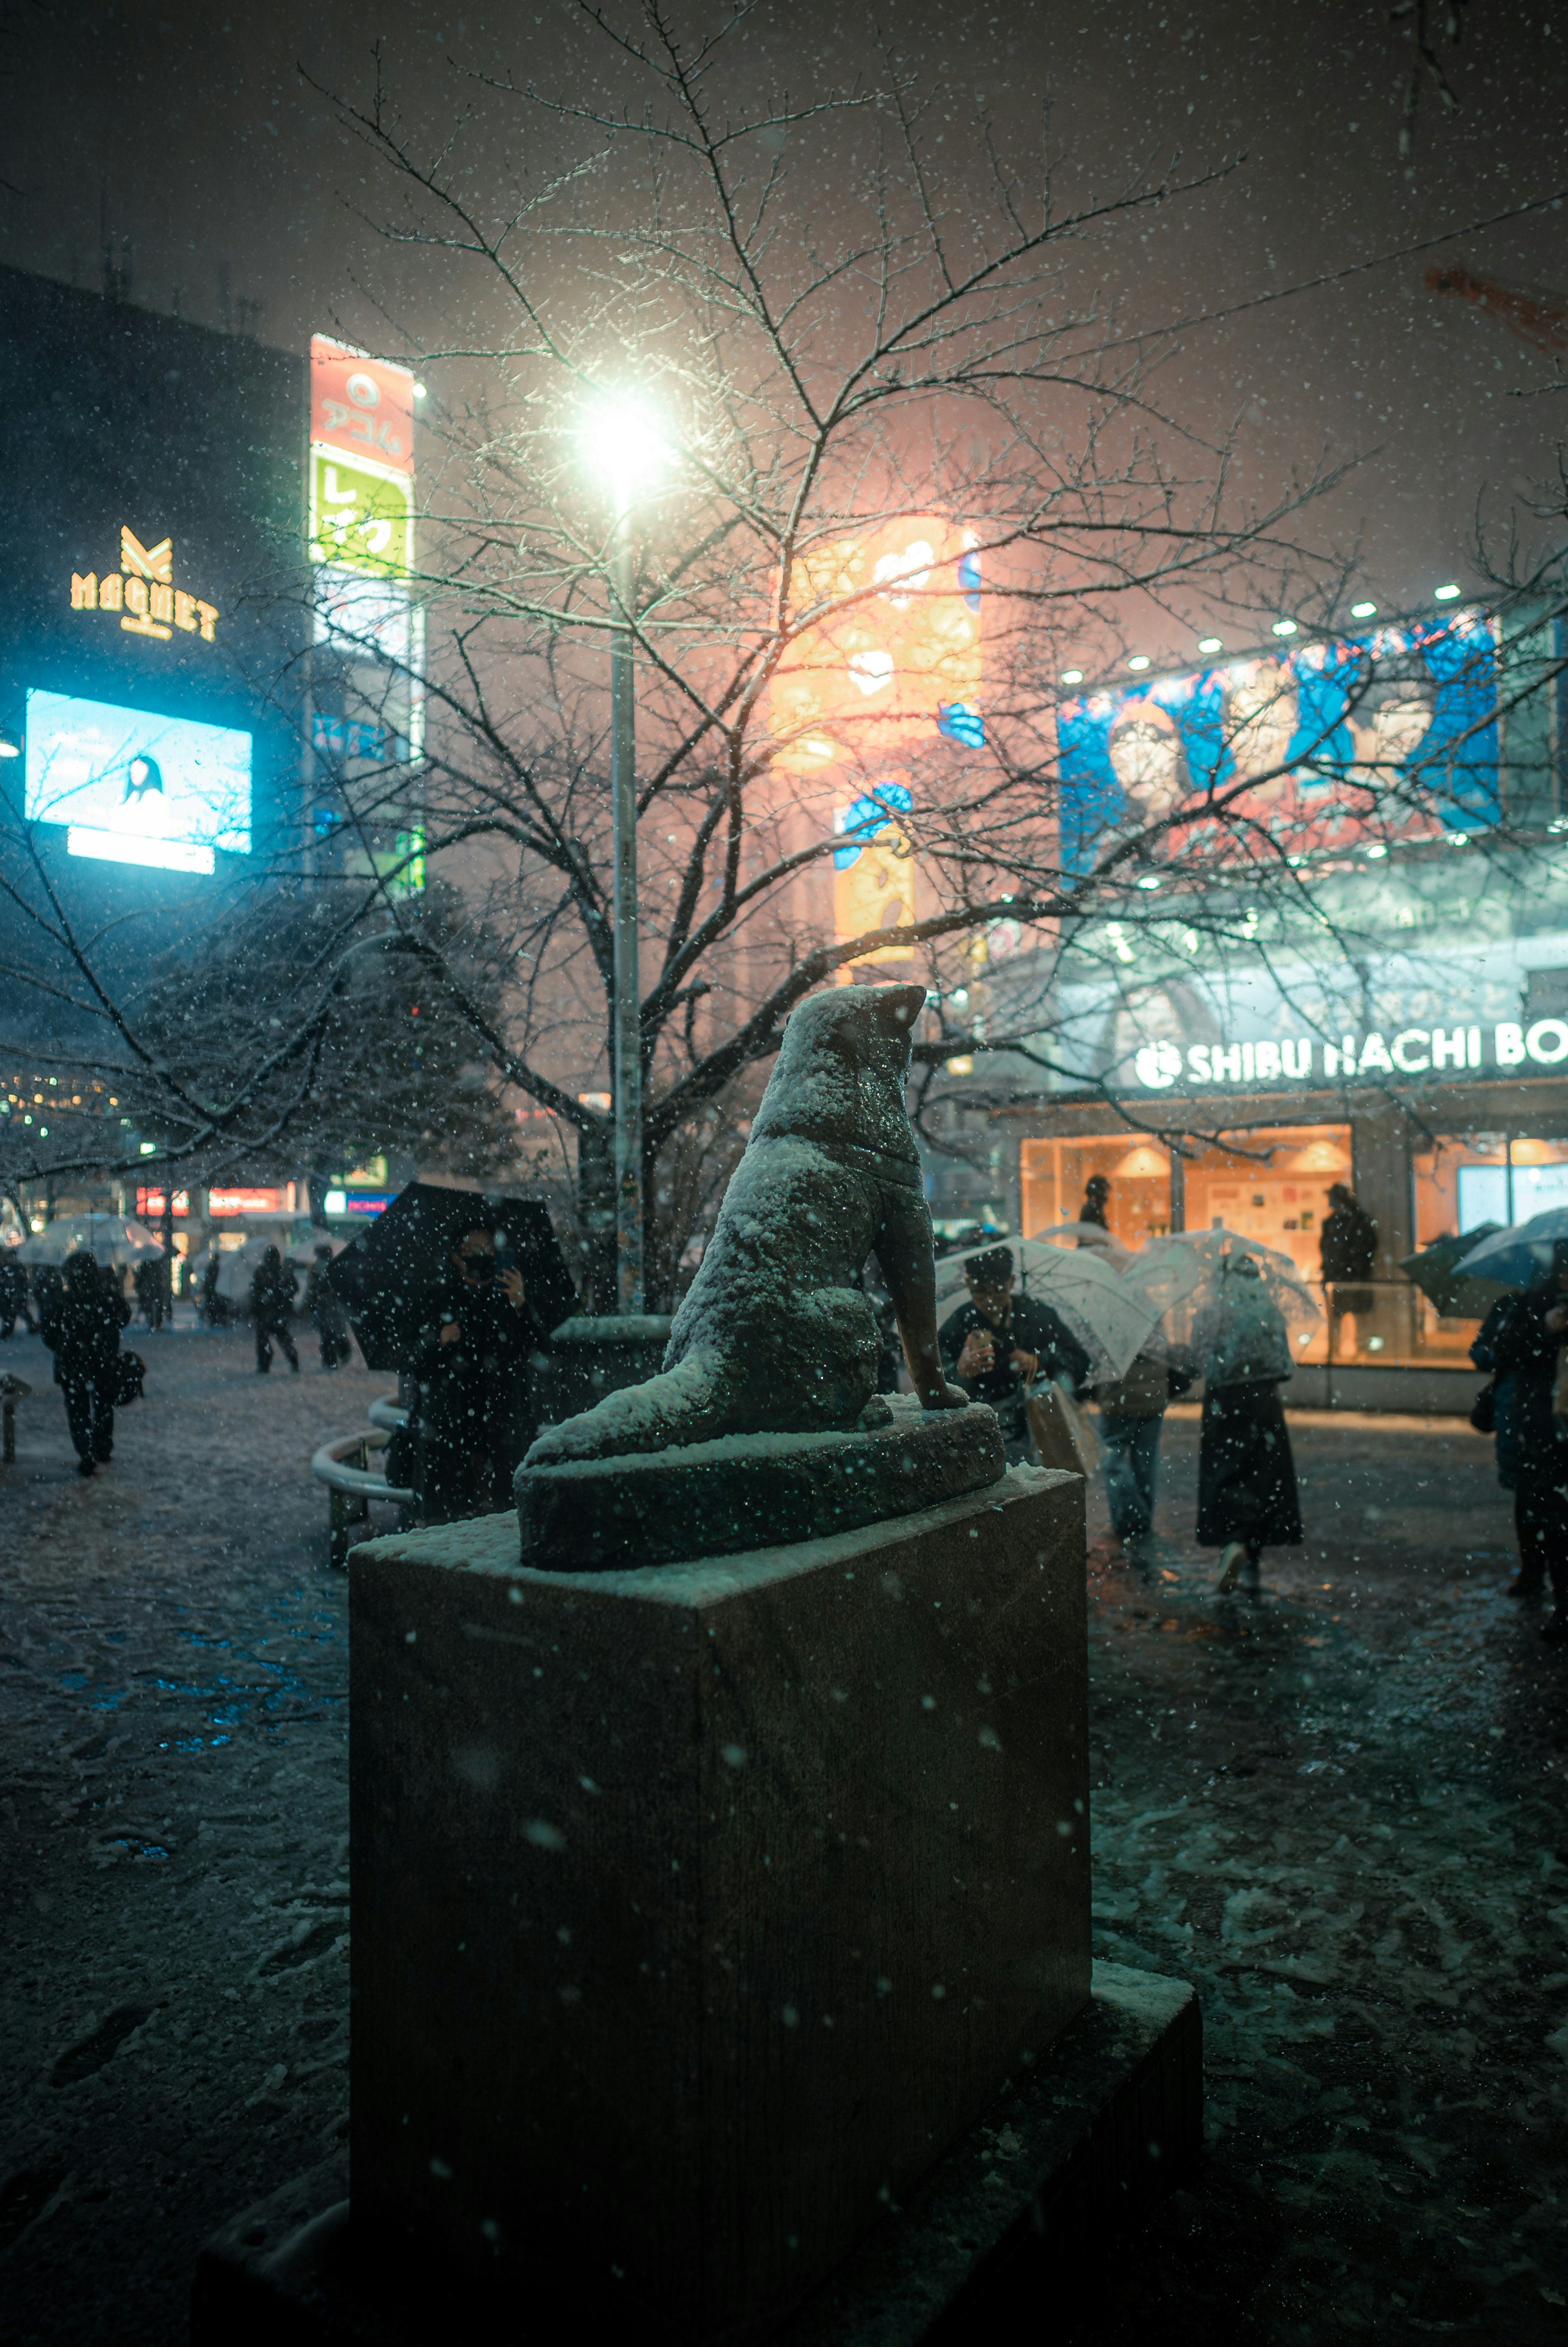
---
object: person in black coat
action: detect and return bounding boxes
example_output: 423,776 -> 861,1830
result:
305,1245 -> 352,1371
0,1254 -> 35,1337
410,1224 -> 552,1521
1194,1254 -> 1303,1594
249,1245 -> 300,1374
43,1250 -> 130,1477
938,1244 -> 1090,1462
1490,1239 -> 1568,1640
1320,1182 -> 1377,1356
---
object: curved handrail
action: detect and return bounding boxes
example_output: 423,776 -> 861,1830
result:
367,1394 -> 409,1435
310,1428 -> 414,1507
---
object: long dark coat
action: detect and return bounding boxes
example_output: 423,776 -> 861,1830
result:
1197,1378 -> 1303,1549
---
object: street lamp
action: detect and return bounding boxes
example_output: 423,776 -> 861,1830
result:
579,393 -> 669,1313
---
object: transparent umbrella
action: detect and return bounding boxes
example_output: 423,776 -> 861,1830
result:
1120,1229 -> 1323,1361
1454,1208 -> 1568,1289
14,1214 -> 164,1267
934,1238 -> 1160,1381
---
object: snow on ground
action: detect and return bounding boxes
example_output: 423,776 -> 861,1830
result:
0,1332 -> 1564,2343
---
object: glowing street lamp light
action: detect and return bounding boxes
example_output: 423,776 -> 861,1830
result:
579,394 -> 670,1313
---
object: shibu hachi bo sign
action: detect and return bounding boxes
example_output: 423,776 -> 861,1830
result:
1134,1021 -> 1568,1089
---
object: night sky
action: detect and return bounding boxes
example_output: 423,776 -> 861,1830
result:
3,0 -> 1567,617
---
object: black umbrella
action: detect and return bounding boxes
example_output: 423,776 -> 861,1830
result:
1398,1224 -> 1513,1320
326,1183 -> 578,1370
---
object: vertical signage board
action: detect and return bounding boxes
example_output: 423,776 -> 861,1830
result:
307,337 -> 424,888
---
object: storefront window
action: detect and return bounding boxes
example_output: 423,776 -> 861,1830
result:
1413,1133 -> 1568,1244
1020,1135 -> 1173,1250
1180,1125 -> 1353,1291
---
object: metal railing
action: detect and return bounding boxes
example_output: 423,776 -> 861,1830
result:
1292,1280 -> 1484,1371
310,1421 -> 413,1567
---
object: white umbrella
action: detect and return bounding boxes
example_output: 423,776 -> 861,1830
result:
1120,1229 -> 1323,1347
1027,1220 -> 1138,1274
14,1214 -> 165,1267
212,1236 -> 302,1304
935,1238 -> 1160,1381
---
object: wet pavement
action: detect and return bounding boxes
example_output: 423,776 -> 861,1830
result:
0,1333 -> 1564,2343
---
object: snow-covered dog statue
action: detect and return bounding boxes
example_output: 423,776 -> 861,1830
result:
523,983 -> 969,1467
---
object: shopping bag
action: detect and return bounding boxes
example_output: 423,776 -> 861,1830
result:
1552,1347 -> 1568,1427
114,1351 -> 146,1407
1025,1381 -> 1101,1476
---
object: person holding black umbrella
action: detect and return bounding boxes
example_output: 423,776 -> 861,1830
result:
411,1222 -> 552,1521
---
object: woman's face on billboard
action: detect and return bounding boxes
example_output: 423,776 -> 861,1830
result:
1225,666 -> 1297,791
1108,717 -> 1185,817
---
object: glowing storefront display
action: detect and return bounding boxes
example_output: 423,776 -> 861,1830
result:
24,689 -> 252,875
1414,1134 -> 1568,1239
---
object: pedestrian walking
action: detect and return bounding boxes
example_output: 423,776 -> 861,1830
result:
1092,1346 -> 1196,1562
42,1250 -> 131,1476
134,1256 -> 166,1332
1193,1251 -> 1302,1595
249,1244 -> 300,1374
1320,1181 -> 1377,1358
32,1265 -> 64,1347
939,1243 -> 1090,1463
1487,1238 -> 1568,1641
305,1244 -> 352,1371
410,1223 -> 549,1521
0,1254 -> 35,1338
1470,1292 -> 1528,1592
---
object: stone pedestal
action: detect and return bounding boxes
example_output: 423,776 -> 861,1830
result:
347,1467 -> 1089,2343
191,1962 -> 1201,2347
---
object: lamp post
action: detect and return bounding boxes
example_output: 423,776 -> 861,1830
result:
581,397 -> 667,1314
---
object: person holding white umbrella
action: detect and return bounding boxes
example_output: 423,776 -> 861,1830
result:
938,1244 -> 1090,1462
1484,1236 -> 1568,1640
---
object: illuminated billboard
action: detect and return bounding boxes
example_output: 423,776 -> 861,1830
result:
833,783 -> 917,963
767,517 -> 982,775
24,689 -> 252,875
1057,610 -> 1499,872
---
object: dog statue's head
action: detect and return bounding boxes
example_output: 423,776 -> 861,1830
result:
751,983 -> 928,1157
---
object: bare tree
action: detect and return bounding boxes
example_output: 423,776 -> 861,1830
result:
5,4 -> 1549,1295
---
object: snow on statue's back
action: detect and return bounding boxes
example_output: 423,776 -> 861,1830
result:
523,984 -> 970,1467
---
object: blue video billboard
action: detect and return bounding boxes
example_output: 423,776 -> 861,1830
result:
24,688 -> 252,875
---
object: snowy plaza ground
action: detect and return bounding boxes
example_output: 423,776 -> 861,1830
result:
0,1321 -> 1565,2344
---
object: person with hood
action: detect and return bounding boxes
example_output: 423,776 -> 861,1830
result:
410,1223 -> 550,1521
43,1250 -> 130,1476
305,1243 -> 352,1371
1488,1238 -> 1568,1640
249,1244 -> 300,1374
939,1244 -> 1090,1463
1193,1250 -> 1303,1595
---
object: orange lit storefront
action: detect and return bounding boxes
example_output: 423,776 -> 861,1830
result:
1007,1080 -> 1568,1409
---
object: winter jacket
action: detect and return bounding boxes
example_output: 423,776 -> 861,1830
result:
249,1262 -> 298,1325
939,1294 -> 1091,1405
1490,1279 -> 1568,1464
44,1275 -> 130,1385
1471,1294 -> 1523,1491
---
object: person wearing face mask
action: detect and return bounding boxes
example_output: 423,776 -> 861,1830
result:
410,1224 -> 549,1523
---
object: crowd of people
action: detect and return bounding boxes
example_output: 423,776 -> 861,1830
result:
2,1166 -> 1563,1615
